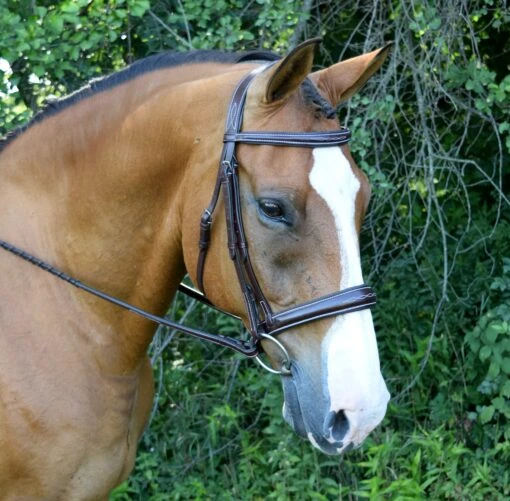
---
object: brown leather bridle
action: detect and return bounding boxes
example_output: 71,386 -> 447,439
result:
0,62 -> 376,375
189,63 -> 376,372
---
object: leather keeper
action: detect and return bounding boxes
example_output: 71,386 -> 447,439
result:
199,211 -> 212,250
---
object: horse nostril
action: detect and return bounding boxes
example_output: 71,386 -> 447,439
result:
324,409 -> 350,442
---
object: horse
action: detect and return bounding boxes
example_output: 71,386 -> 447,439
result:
0,38 -> 391,499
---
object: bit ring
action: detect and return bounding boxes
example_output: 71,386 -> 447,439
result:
255,333 -> 292,376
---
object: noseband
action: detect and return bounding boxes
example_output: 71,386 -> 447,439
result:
0,63 -> 376,375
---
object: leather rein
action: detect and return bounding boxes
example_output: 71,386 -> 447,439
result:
0,62 -> 376,375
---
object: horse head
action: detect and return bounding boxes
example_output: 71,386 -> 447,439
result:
182,40 -> 391,454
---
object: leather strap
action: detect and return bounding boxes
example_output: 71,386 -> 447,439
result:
264,285 -> 376,335
223,129 -> 351,147
0,239 -> 257,356
197,66 -> 351,294
196,63 -> 270,293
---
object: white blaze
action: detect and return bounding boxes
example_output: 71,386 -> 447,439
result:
309,147 -> 390,450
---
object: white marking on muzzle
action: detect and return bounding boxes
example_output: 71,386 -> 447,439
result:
309,147 -> 390,449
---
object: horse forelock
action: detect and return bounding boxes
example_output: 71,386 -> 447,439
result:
301,79 -> 337,119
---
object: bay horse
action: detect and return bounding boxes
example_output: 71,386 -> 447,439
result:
0,39 -> 391,499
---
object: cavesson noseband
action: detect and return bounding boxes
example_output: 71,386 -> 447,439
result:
0,63 -> 376,375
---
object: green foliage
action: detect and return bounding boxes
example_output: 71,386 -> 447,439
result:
0,0 -> 136,131
465,259 -> 510,440
1,0 -> 509,499
137,0 -> 303,52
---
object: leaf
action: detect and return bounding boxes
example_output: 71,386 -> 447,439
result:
479,345 -> 492,362
502,380 -> 510,397
492,397 -> 507,412
46,14 -> 63,34
488,361 -> 500,378
498,122 -> 510,134
501,357 -> 510,375
484,323 -> 501,344
429,18 -> 441,30
130,0 -> 150,18
479,405 -> 495,424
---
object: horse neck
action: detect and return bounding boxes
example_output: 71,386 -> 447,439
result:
0,64 -> 239,366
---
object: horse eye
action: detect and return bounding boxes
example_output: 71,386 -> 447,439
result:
258,199 -> 285,220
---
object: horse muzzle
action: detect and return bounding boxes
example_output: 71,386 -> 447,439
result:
281,360 -> 390,455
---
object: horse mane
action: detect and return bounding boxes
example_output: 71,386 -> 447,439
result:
0,49 -> 335,153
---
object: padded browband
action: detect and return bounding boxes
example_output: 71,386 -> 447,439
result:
224,129 -> 351,147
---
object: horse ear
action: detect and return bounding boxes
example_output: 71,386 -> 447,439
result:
310,43 -> 393,105
263,38 -> 321,103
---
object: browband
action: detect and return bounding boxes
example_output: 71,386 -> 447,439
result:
223,129 -> 351,147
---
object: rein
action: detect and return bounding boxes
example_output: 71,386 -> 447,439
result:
0,239 -> 257,356
0,62 -> 376,375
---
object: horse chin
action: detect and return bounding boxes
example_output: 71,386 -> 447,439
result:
281,366 -> 350,456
